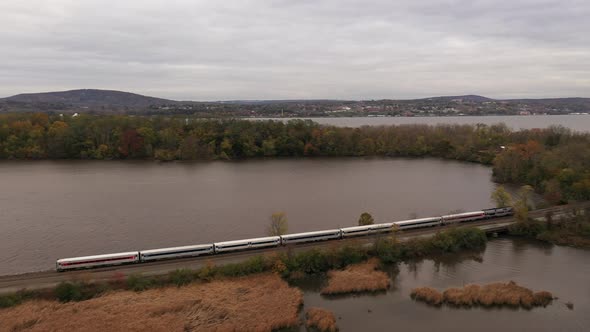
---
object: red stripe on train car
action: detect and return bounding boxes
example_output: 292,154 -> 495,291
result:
60,256 -> 136,266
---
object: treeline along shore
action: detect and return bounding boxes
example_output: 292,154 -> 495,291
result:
1,113 -> 589,201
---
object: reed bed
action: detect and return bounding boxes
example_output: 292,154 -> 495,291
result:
410,287 -> 444,306
321,258 -> 390,295
305,307 -> 338,332
0,274 -> 302,332
411,281 -> 554,309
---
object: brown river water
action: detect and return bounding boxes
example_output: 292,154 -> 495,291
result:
292,238 -> 590,332
0,158 -> 494,275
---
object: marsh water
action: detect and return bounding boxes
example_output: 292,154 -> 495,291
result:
0,158 -> 496,275
293,238 -> 590,331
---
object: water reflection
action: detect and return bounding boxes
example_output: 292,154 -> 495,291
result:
297,238 -> 590,331
0,158 -> 495,275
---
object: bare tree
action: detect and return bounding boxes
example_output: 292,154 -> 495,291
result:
267,212 -> 288,236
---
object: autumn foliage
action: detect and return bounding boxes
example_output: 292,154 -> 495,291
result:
1,114 -> 589,200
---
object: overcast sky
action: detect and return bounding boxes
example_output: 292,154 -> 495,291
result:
1,0 -> 589,100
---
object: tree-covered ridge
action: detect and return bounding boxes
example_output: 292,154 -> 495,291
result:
1,113 -> 589,201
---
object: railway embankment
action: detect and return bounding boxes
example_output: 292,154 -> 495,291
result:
1,202 -> 589,315
0,227 -> 487,309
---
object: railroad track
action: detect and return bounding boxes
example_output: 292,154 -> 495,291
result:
1,202 -> 588,295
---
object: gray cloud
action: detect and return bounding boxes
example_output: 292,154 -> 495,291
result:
1,0 -> 589,100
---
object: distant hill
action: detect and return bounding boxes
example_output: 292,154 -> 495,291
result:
505,97 -> 590,105
418,95 -> 494,103
1,89 -> 589,115
2,89 -> 173,108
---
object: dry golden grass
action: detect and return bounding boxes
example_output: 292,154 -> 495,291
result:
410,287 -> 443,306
321,258 -> 390,295
0,273 -> 302,332
443,284 -> 481,306
306,307 -> 338,332
533,291 -> 554,307
411,281 -> 554,309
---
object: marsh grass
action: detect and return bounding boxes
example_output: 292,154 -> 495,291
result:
411,281 -> 554,309
0,274 -> 303,332
410,287 -> 443,306
321,258 -> 389,295
306,307 -> 338,332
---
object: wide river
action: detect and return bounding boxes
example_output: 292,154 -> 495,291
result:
0,158 -> 496,275
295,237 -> 590,331
252,114 -> 590,132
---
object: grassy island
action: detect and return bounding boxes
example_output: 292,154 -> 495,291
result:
411,281 -> 554,309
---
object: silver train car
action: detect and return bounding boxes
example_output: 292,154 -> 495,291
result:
280,229 -> 342,244
483,207 -> 513,217
57,251 -> 139,271
140,244 -> 214,261
394,216 -> 442,230
56,207 -> 514,271
442,211 -> 486,224
341,223 -> 395,237
214,236 -> 281,253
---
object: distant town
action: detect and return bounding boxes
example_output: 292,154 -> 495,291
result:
1,89 -> 589,117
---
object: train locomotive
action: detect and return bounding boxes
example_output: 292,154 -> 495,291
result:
56,206 -> 513,271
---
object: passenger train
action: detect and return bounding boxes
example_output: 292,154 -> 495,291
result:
56,207 -> 513,271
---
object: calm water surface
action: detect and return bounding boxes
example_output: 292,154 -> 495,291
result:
294,238 -> 590,332
252,115 -> 590,132
0,158 -> 494,275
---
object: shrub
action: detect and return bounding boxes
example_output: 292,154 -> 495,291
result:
399,227 -> 487,260
55,282 -> 85,302
400,238 -> 431,258
126,274 -> 153,292
216,256 -> 271,277
330,245 -> 368,268
0,290 -> 36,308
509,221 -> 547,237
291,249 -> 331,274
54,281 -> 110,302
168,269 -> 196,287
431,227 -> 487,253
197,263 -> 217,281
371,237 -> 402,264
